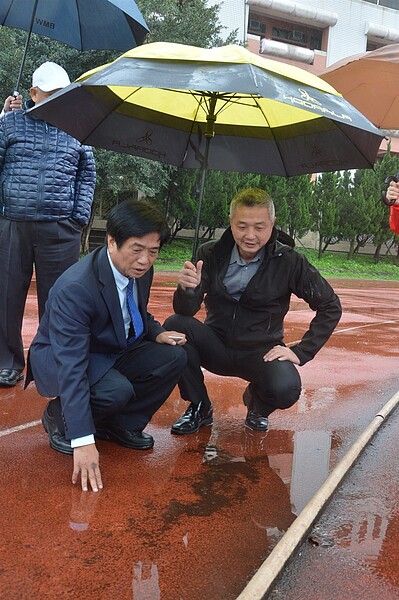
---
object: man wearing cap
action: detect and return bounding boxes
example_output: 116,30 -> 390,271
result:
0,61 -> 96,387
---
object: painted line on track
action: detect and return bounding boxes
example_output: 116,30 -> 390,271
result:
0,420 -> 41,437
288,318 -> 399,346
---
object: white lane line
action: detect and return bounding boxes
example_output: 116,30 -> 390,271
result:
289,319 -> 399,345
0,420 -> 41,437
332,319 -> 399,334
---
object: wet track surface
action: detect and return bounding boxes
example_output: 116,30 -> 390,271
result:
1,274 -> 398,599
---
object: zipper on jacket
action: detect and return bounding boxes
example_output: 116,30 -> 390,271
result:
36,123 -> 49,218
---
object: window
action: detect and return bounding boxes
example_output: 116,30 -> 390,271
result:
272,27 -> 291,41
291,30 -> 307,43
310,36 -> 321,51
249,19 -> 265,33
363,0 -> 399,8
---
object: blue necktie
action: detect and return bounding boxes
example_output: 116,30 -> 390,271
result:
126,278 -> 144,342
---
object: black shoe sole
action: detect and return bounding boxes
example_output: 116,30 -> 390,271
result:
96,429 -> 154,450
171,416 -> 214,435
0,373 -> 24,387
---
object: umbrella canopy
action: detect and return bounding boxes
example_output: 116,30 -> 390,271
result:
320,44 -> 399,130
30,42 -> 383,176
29,42 -> 384,257
0,0 -> 149,90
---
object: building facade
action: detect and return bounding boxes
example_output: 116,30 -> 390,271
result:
217,0 -> 399,72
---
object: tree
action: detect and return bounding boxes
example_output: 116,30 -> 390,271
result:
257,175 -> 289,230
137,0 -> 238,47
312,172 -> 340,258
0,28 -> 119,101
347,171 -> 374,258
284,175 -> 314,240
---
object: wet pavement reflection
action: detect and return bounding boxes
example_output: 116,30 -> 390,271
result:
0,275 -> 399,599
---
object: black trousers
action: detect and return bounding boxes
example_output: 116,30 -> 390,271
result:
88,340 -> 187,432
0,218 -> 82,371
164,315 -> 301,417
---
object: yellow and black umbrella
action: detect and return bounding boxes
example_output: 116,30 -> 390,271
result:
30,42 -> 384,257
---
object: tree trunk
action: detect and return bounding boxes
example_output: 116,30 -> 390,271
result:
347,239 -> 355,260
318,236 -> 323,259
373,243 -> 382,263
322,236 -> 332,254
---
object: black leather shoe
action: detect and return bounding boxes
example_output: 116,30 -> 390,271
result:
0,369 -> 24,387
42,400 -> 73,455
243,386 -> 269,432
96,424 -> 154,450
171,402 -> 213,435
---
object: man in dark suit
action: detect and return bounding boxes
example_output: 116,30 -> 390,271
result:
27,200 -> 187,492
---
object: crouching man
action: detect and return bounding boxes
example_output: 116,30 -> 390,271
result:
27,200 -> 187,492
164,188 -> 342,435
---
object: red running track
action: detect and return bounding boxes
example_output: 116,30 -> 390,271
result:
0,274 -> 399,599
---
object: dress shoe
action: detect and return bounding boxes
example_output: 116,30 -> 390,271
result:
171,401 -> 213,435
42,400 -> 73,455
243,386 -> 269,432
0,369 -> 24,387
95,424 -> 154,450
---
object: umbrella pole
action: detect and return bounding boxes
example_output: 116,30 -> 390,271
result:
14,0 -> 39,92
191,137 -> 209,262
191,97 -> 216,262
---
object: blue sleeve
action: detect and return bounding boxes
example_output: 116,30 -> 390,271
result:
71,144 -> 96,226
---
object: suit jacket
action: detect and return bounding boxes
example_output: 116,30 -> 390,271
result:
28,245 -> 164,439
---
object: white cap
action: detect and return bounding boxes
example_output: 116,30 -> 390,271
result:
32,61 -> 70,92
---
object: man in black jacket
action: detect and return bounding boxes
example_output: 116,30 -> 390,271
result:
164,188 -> 342,435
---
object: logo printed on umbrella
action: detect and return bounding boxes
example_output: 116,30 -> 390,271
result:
307,141 -> 324,159
136,130 -> 153,145
299,89 -> 321,106
301,159 -> 348,170
112,139 -> 166,159
36,19 -> 55,30
283,88 -> 352,122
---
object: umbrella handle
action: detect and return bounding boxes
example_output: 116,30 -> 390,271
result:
381,175 -> 398,207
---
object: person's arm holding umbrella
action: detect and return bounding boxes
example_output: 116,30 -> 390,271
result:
385,179 -> 399,235
173,260 -> 204,315
0,93 -> 22,116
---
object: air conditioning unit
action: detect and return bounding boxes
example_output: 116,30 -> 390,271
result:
291,30 -> 306,43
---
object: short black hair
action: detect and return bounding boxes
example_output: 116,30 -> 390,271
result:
106,199 -> 170,248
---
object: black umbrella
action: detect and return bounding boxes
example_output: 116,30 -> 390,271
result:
0,0 -> 149,91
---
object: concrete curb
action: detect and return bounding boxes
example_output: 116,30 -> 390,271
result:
236,390 -> 399,600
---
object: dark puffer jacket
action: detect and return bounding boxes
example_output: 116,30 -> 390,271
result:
173,227 -> 342,366
0,109 -> 96,225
